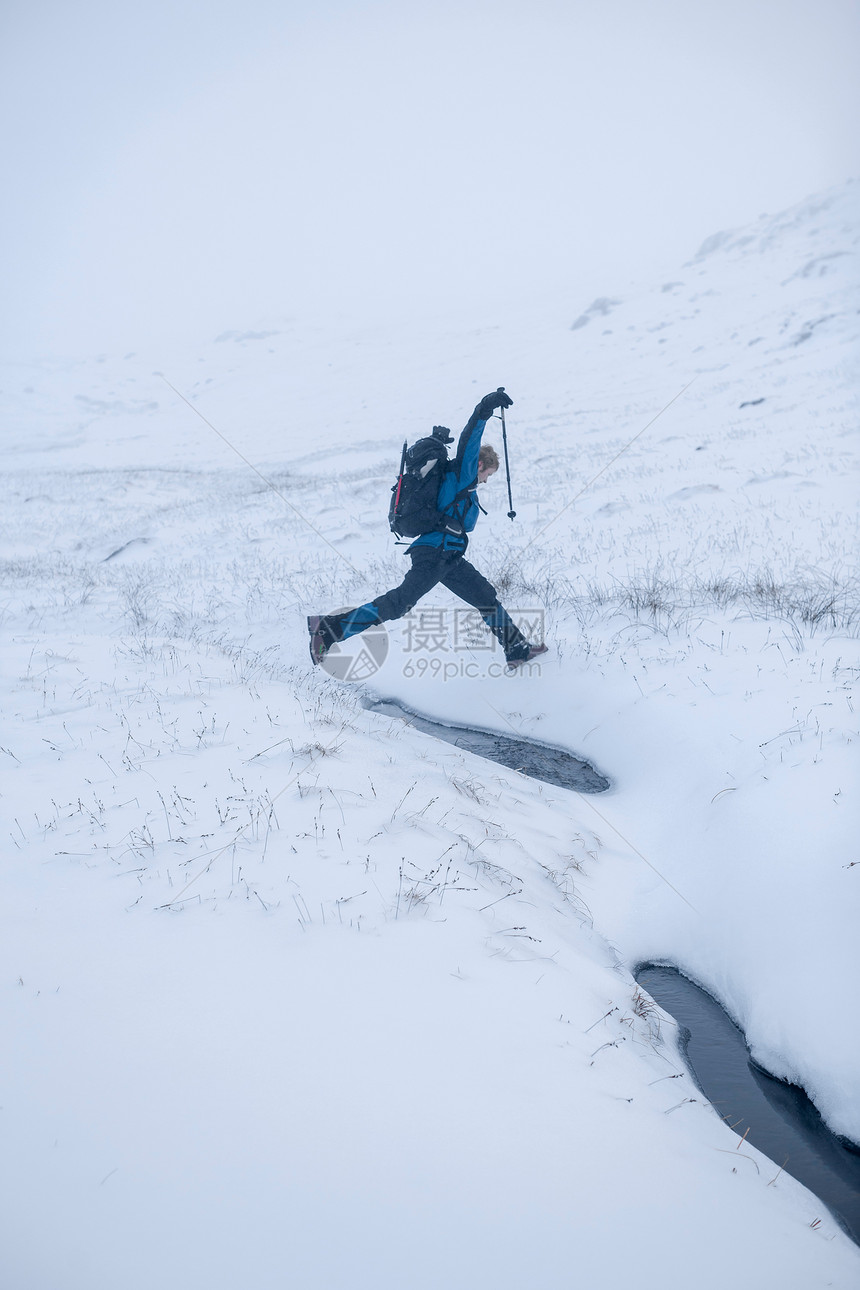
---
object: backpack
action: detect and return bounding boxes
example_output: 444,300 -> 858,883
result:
388,432 -> 451,539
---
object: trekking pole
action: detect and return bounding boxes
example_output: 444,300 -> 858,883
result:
392,440 -> 408,526
498,390 -> 516,520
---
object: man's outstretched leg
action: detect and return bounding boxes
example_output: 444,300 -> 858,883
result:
440,556 -> 547,664
308,549 -> 449,665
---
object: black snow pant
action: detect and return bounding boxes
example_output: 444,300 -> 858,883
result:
334,547 -> 530,661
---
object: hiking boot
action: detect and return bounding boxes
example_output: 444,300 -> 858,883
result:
506,643 -> 549,669
307,615 -> 340,666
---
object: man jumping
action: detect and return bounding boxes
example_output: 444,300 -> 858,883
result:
308,388 -> 548,670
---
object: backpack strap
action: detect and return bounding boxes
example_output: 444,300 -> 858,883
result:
437,475 -> 485,537
450,475 -> 478,506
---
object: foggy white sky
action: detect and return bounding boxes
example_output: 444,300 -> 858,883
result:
2,0 -> 858,357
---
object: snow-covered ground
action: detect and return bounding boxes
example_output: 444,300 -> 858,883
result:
1,181 -> 859,1288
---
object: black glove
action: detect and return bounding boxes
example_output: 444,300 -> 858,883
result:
476,388 -> 513,420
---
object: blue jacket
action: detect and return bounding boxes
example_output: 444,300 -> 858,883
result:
409,408 -> 488,553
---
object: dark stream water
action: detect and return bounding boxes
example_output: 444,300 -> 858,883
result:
637,965 -> 860,1246
364,698 -> 610,793
365,698 -> 858,1245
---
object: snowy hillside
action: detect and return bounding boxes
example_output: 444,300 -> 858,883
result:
1,181 -> 859,1289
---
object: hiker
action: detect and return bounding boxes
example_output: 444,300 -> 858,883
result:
307,388 -> 548,669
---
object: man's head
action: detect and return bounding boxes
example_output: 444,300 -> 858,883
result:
477,443 -> 499,484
